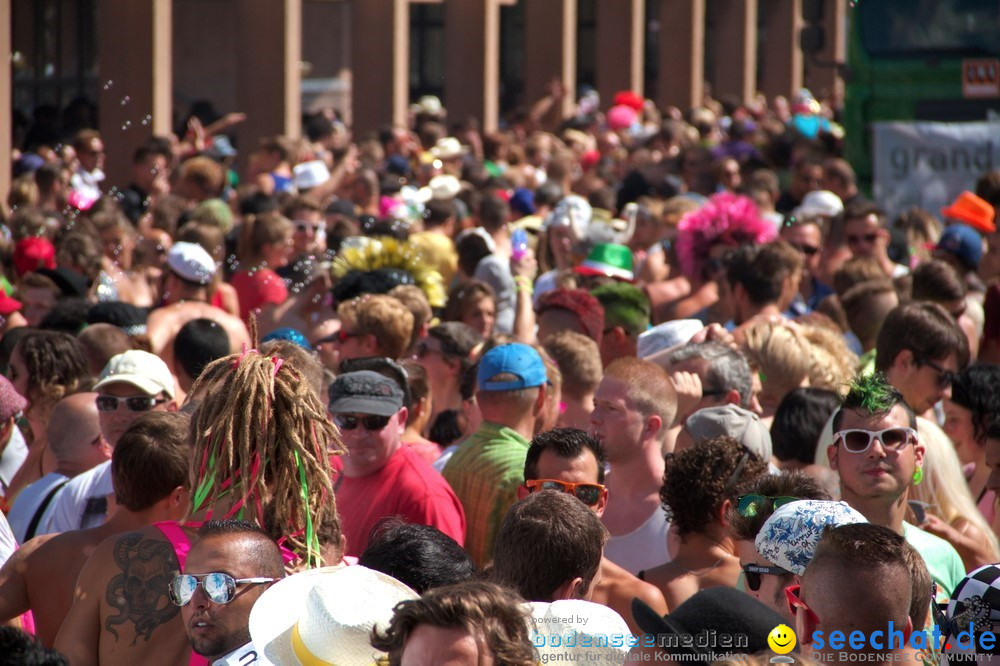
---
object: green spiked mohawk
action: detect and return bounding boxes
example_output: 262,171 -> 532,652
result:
842,372 -> 900,415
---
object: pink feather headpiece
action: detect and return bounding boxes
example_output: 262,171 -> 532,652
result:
675,192 -> 777,279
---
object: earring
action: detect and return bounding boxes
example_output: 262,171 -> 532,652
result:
913,467 -> 924,486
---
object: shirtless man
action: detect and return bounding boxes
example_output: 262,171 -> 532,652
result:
53,347 -> 345,666
519,427 -> 669,632
589,358 -> 678,575
2,412 -> 188,646
146,241 -> 250,380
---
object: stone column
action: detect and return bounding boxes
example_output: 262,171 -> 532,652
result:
97,0 -> 172,189
523,0 -> 576,118
444,0 -> 502,132
711,0 -> 757,104
803,0 -> 846,99
236,0 -> 302,161
595,0 -> 645,103
0,0 -> 12,204
657,0 -> 705,111
351,0 -> 409,135
760,0 -> 803,99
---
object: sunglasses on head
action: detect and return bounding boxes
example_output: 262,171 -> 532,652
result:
525,479 -> 605,506
736,494 -> 798,517
169,573 -> 276,607
834,427 -> 916,454
332,413 -> 391,431
742,563 -> 790,591
96,395 -> 168,413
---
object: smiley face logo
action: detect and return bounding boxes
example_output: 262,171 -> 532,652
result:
768,624 -> 796,654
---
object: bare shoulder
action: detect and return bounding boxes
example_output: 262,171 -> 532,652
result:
9,533 -> 57,563
97,527 -> 181,644
598,558 -> 669,614
32,525 -> 108,569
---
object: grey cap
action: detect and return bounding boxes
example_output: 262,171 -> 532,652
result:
685,404 -> 772,461
327,370 -> 404,416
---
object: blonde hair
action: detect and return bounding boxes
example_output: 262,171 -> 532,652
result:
741,321 -> 811,400
913,417 -> 1000,562
799,322 -> 858,393
542,331 -> 602,398
337,294 -> 415,360
388,284 -> 433,351
604,357 -> 678,436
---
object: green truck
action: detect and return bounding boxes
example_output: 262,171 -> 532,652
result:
843,0 -> 1000,184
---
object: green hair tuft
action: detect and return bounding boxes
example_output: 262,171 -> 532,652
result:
842,372 -> 897,415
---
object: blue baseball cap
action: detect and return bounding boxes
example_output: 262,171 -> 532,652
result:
261,327 -> 313,351
477,343 -> 547,392
935,223 -> 983,271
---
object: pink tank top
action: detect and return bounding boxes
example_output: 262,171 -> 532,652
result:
155,522 -> 211,666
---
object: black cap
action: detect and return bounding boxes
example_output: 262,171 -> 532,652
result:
632,587 -> 788,658
37,267 -> 90,298
327,370 -> 404,416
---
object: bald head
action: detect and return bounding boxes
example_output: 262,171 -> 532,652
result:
48,392 -> 109,472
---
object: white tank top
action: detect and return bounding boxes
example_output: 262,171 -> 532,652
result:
602,507 -> 672,575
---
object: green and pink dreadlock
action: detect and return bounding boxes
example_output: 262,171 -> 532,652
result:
187,329 -> 344,569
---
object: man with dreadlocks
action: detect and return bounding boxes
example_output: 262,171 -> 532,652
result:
54,338 -> 344,666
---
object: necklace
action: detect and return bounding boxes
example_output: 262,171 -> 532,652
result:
672,534 -> 732,576
673,555 -> 726,577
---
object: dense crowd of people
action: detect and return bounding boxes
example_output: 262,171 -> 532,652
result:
1,84 -> 1000,664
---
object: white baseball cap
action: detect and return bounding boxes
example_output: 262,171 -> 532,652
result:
94,350 -> 175,399
167,242 -> 217,286
792,190 -> 844,220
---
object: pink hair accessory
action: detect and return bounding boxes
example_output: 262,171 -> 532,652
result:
674,192 -> 776,279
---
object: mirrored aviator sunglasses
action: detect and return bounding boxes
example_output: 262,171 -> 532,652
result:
169,573 -> 276,606
736,494 -> 798,517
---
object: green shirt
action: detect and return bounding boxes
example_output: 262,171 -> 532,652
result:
903,520 -> 965,599
442,422 -> 530,567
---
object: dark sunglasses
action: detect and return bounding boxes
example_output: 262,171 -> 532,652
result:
918,357 -> 955,390
414,342 -> 450,360
525,479 -> 605,506
169,573 -> 275,606
846,232 -> 878,245
336,329 -> 362,343
742,563 -> 790,591
332,413 -> 391,431
736,494 -> 798,517
96,395 -> 168,413
790,242 -> 820,257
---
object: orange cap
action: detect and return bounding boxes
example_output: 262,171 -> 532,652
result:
941,191 -> 996,234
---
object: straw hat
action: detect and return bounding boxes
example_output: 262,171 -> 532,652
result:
249,565 -> 417,665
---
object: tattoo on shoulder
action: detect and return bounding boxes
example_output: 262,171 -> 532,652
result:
104,532 -> 180,646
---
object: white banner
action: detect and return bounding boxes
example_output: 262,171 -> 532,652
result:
872,121 -> 1000,220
